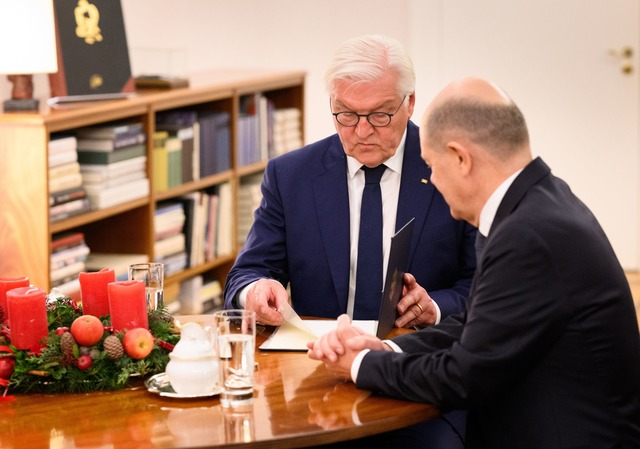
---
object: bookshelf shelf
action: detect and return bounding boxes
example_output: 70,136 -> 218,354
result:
0,68 -> 305,311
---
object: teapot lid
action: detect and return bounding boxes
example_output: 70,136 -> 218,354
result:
171,322 -> 215,358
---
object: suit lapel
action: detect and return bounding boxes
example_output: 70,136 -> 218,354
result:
313,137 -> 351,311
396,122 -> 435,264
491,157 -> 551,233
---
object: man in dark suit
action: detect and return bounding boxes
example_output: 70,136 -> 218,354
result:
224,34 -> 476,331
308,77 -> 640,448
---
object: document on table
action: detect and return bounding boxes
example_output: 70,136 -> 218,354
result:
259,303 -> 377,351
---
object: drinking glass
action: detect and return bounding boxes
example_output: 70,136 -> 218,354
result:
128,263 -> 164,311
213,309 -> 256,409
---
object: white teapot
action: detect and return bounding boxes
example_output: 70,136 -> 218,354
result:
165,322 -> 219,396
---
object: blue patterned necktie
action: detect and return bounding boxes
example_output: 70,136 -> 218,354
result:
354,164 -> 387,319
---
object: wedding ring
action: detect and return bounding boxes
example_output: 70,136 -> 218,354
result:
415,302 -> 424,314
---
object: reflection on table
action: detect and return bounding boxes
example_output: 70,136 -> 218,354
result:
1,319 -> 439,448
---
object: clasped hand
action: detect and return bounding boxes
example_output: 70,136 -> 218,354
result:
306,314 -> 388,379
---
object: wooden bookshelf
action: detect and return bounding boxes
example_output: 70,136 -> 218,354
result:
0,68 -> 305,301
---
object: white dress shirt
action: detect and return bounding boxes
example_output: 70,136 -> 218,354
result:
350,167 -> 523,382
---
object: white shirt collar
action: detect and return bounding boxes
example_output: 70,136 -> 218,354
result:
478,168 -> 523,237
346,130 -> 407,178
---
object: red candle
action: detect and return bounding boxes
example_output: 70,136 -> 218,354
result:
79,268 -> 116,318
0,276 -> 30,324
6,287 -> 49,351
108,280 -> 148,331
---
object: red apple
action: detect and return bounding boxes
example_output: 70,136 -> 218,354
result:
70,315 -> 104,347
77,354 -> 93,370
0,357 -> 15,378
122,328 -> 154,360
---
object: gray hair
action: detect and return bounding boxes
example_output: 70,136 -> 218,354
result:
325,34 -> 415,98
426,99 -> 530,159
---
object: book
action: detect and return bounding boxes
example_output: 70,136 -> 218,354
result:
154,233 -> 186,259
154,202 -> 186,240
49,161 -> 81,180
50,242 -> 90,271
135,75 -> 189,89
48,135 -> 78,154
51,231 -> 85,252
166,136 -> 182,188
76,131 -> 145,152
84,252 -> 149,281
49,185 -> 86,207
50,197 -> 91,222
155,122 -> 195,184
79,155 -> 146,180
85,178 -> 149,209
48,148 -> 78,168
51,260 -> 86,285
48,0 -> 135,101
75,121 -> 143,139
152,131 -> 169,192
82,170 -> 146,190
216,182 -> 233,257
49,171 -> 83,193
77,144 -> 145,165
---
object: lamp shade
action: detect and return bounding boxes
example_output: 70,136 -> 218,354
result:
0,0 -> 58,74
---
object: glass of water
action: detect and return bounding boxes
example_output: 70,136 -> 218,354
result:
128,262 -> 164,311
213,309 -> 256,409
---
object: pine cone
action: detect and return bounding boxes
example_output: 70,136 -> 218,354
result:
60,332 -> 75,358
103,335 -> 124,359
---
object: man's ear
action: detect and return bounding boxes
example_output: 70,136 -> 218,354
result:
446,141 -> 472,176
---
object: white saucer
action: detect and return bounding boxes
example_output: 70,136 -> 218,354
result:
145,372 -> 221,398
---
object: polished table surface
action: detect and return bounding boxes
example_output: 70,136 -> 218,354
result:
1,317 -> 439,449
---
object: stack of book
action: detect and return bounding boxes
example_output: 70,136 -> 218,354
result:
179,275 -> 223,314
75,122 -> 150,209
50,232 -> 89,293
48,135 -> 91,222
153,201 -> 187,276
84,252 -> 149,281
237,173 -> 263,245
272,107 -> 303,158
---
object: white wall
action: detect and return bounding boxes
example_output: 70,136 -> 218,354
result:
2,0 -> 637,269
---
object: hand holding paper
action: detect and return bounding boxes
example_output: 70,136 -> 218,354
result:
260,304 -> 377,351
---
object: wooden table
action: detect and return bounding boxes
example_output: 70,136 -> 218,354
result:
0,319 -> 439,449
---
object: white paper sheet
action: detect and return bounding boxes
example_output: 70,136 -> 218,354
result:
259,316 -> 377,351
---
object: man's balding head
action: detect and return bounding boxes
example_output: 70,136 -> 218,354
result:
421,77 -> 530,161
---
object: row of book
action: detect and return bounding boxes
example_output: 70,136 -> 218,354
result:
48,123 -> 150,220
153,182 -> 233,275
50,231 -> 149,295
237,173 -> 263,245
153,110 -> 231,192
50,230 -> 222,315
236,94 -> 303,167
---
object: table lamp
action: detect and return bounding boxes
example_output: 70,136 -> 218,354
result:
0,0 -> 58,111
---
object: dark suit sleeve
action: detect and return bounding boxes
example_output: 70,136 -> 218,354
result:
223,160 -> 289,308
356,220 -> 568,409
427,221 -> 477,319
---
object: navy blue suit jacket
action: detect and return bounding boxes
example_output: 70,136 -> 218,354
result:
224,121 -> 477,319
357,158 -> 640,448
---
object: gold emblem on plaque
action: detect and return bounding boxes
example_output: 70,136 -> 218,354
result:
89,74 -> 104,89
75,0 -> 103,44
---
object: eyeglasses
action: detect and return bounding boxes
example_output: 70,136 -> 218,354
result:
331,96 -> 407,127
